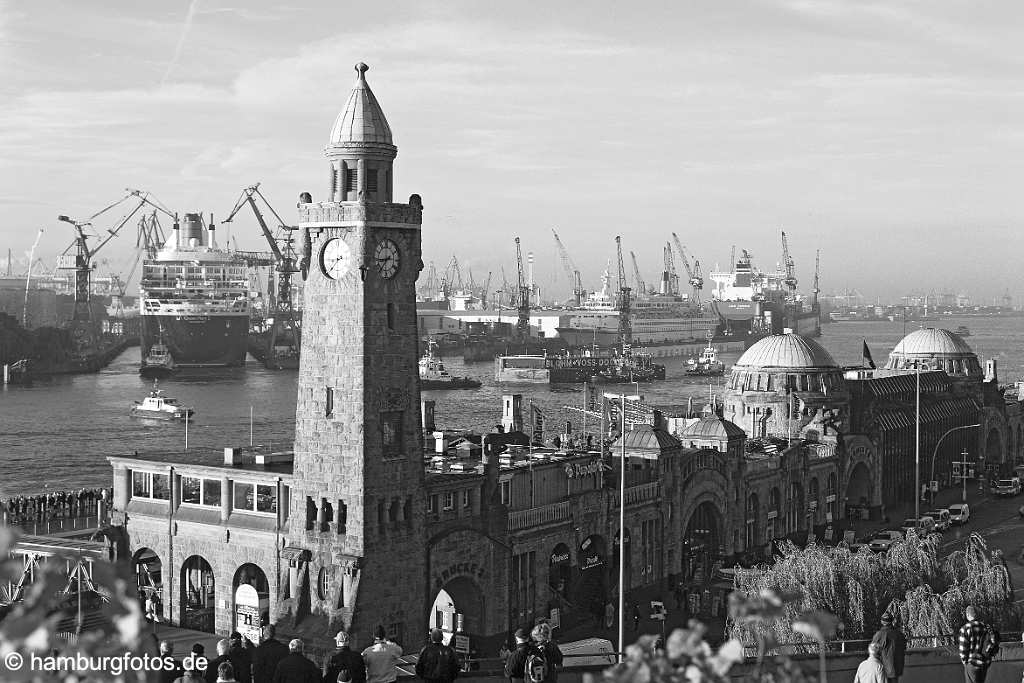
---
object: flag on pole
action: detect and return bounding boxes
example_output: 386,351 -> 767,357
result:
532,404 -> 545,445
862,340 -> 876,369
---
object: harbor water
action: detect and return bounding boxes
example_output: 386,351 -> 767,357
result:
2,316 -> 1022,494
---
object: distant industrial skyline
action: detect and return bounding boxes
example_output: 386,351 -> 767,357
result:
3,1 -> 1023,302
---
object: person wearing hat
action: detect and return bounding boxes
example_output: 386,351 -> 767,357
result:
415,628 -> 460,683
325,631 -> 366,683
362,626 -> 403,683
871,612 -> 907,683
503,629 -> 532,683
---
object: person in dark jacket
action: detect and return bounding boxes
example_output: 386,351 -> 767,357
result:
414,629 -> 460,683
159,641 -> 186,683
207,640 -> 232,683
870,613 -> 908,683
228,632 -> 254,683
324,631 -> 366,683
273,639 -> 321,683
530,624 -> 563,683
254,625 -> 290,683
503,629 -> 532,683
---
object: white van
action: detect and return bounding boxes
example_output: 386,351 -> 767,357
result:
947,503 -> 970,524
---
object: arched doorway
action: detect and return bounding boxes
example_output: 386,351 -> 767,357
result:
846,462 -> 871,517
180,555 -> 215,633
787,482 -> 805,535
429,576 -> 484,644
986,428 -> 1003,465
132,548 -> 162,619
548,544 -> 572,600
682,501 -> 722,585
232,564 -> 270,644
575,535 -> 607,623
744,494 -> 760,550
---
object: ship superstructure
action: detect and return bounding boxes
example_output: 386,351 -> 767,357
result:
139,213 -> 249,367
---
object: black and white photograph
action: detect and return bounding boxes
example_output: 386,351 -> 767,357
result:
1,2 -> 1023,682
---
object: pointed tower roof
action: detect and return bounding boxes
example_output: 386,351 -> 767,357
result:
328,62 -> 394,147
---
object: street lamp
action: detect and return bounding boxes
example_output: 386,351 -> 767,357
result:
604,391 -> 641,663
928,424 -> 980,506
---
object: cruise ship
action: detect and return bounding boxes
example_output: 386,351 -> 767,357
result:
554,269 -> 723,353
139,213 -> 250,367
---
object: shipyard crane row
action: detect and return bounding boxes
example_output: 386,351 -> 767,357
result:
670,232 -> 704,306
57,189 -> 175,347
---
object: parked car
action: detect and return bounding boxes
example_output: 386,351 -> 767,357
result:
992,478 -> 1021,497
869,530 -> 904,552
900,516 -> 936,537
947,503 -> 970,524
925,508 -> 951,532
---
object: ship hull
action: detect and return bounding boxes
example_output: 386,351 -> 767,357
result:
141,315 -> 248,367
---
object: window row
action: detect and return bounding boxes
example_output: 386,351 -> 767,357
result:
131,471 -> 278,514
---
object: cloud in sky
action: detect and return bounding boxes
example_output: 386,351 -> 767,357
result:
3,1 -> 1024,301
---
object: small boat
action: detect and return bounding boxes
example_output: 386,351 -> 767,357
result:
2,359 -> 32,386
130,382 -> 194,420
684,341 -> 726,377
140,342 -> 175,378
420,340 -> 482,389
955,325 -> 971,337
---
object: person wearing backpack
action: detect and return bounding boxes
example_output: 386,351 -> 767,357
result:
503,629 -> 531,683
415,629 -> 460,683
528,624 -> 562,683
325,631 -> 366,683
957,605 -> 1000,683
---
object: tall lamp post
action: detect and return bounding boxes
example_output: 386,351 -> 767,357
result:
604,391 -> 641,663
929,423 -> 980,505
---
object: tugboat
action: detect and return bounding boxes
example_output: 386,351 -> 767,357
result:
139,341 -> 176,379
420,340 -> 482,390
129,382 -> 194,421
684,340 -> 726,377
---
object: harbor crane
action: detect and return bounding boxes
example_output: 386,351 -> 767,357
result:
629,251 -> 647,298
615,235 -> 632,348
480,271 -> 492,309
663,242 -> 679,296
224,183 -> 301,363
812,249 -> 820,309
552,229 -> 585,306
781,230 -> 797,298
670,232 -> 704,306
57,189 -> 175,346
444,255 -> 464,292
514,237 -> 531,337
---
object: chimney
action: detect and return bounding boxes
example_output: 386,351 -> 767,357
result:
208,213 -> 217,249
172,214 -> 181,248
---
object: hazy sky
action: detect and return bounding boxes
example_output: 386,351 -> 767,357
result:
2,1 -> 1023,303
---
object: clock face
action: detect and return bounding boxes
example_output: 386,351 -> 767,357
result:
374,239 -> 400,279
319,238 -> 350,280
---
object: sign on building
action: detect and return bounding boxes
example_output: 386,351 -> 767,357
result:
649,601 -> 666,621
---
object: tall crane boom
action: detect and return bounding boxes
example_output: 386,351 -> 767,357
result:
551,228 -> 584,306
515,237 -> 530,337
670,232 -> 703,305
781,230 -> 797,296
629,251 -> 646,297
663,242 -> 679,296
812,249 -> 820,308
615,235 -> 632,347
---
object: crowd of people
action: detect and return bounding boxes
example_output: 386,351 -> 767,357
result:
155,620 -> 565,683
1,487 -> 111,526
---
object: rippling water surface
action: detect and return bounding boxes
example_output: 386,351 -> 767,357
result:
3,315 -> 1023,494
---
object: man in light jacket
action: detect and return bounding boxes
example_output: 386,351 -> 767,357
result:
854,643 -> 887,683
362,626 -> 402,683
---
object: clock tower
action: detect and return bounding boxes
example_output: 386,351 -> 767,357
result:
285,62 -> 426,644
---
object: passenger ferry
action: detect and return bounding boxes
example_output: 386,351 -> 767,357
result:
129,383 -> 194,421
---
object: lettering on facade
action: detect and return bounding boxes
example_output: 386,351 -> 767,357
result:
581,554 -> 603,570
433,561 -> 485,588
550,551 -> 570,565
565,460 -> 601,479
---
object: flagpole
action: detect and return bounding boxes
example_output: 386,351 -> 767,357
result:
582,382 -> 588,445
530,399 -> 535,508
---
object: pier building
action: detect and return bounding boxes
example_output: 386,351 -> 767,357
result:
102,63 -> 1024,660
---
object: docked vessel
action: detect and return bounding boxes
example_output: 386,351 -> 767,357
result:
495,348 -> 666,384
419,340 -> 481,389
129,382 -> 194,421
139,213 -> 249,368
555,269 -> 722,352
684,340 -> 726,377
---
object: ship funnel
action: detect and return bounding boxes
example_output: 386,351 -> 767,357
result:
183,213 -> 205,247
208,213 -> 217,249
